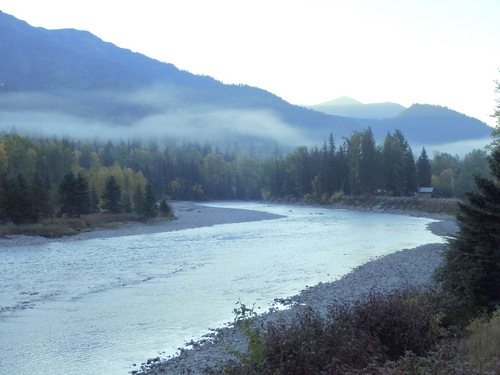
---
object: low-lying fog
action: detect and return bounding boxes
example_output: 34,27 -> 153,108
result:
0,86 -> 493,157
0,87 -> 315,150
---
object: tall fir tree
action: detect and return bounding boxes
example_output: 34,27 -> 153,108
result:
59,172 -> 90,218
100,176 -> 122,214
404,147 -> 418,195
435,149 -> 500,311
121,192 -> 133,213
360,128 -> 380,194
416,147 -> 432,187
75,172 -> 91,216
140,183 -> 158,218
133,185 -> 145,214
0,174 -> 7,222
89,186 -> 100,213
5,174 -> 34,224
30,173 -> 52,220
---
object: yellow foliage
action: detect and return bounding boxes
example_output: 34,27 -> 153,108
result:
86,165 -> 147,198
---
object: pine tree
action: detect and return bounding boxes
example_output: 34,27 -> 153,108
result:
75,173 -> 91,215
100,176 -> 122,214
435,149 -> 500,311
159,199 -> 174,217
6,174 -> 34,224
140,183 -> 158,218
360,128 -> 380,194
133,185 -> 145,214
89,186 -> 100,213
30,173 -> 52,220
382,130 -> 413,196
416,148 -> 432,187
59,172 -> 90,218
121,192 -> 133,213
0,174 -> 7,222
404,147 -> 418,195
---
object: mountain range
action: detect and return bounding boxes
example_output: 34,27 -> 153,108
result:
0,10 -> 493,150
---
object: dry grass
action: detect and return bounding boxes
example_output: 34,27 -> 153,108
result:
459,311 -> 500,369
0,223 -> 78,238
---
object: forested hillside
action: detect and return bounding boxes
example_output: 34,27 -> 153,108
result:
0,128 -> 491,225
373,104 -> 493,143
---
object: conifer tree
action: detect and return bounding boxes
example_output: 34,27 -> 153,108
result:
100,176 -> 122,214
404,147 -> 418,195
133,185 -> 144,214
140,183 -> 158,218
0,174 -> 7,222
59,172 -> 90,218
159,199 -> 174,217
121,192 -> 133,213
416,147 -> 432,187
435,149 -> 500,311
360,128 -> 380,194
74,173 -> 91,216
30,173 -> 52,220
89,186 -> 100,213
5,174 -> 33,224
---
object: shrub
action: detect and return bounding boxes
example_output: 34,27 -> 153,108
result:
341,289 -> 449,359
159,200 -> 174,217
214,289 -> 460,375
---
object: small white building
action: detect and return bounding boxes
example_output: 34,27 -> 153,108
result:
418,187 -> 434,198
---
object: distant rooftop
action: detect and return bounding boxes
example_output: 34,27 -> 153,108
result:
418,187 -> 434,193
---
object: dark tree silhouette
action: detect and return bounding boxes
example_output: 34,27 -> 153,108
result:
435,149 -> 500,311
416,148 -> 432,187
59,172 -> 91,218
100,176 -> 122,214
5,174 -> 33,224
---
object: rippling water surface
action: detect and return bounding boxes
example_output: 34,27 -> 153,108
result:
0,202 -> 442,375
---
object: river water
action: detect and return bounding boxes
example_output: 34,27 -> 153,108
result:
0,202 -> 442,375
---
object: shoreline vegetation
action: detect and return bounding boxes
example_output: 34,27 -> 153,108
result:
0,195 -> 457,245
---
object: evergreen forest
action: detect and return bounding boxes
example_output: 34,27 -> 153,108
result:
0,127 -> 491,225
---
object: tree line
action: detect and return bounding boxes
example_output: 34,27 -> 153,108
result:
0,128 -> 491,224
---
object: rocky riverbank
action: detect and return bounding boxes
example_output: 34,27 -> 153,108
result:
134,208 -> 458,375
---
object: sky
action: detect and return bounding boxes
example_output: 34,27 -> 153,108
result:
2,0 -> 500,127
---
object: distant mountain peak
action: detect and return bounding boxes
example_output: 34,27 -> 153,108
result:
309,97 -> 406,120
316,96 -> 363,107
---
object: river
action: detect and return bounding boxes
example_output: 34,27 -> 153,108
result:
0,202 -> 442,375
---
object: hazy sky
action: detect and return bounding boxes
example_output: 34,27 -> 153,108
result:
2,0 -> 500,126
